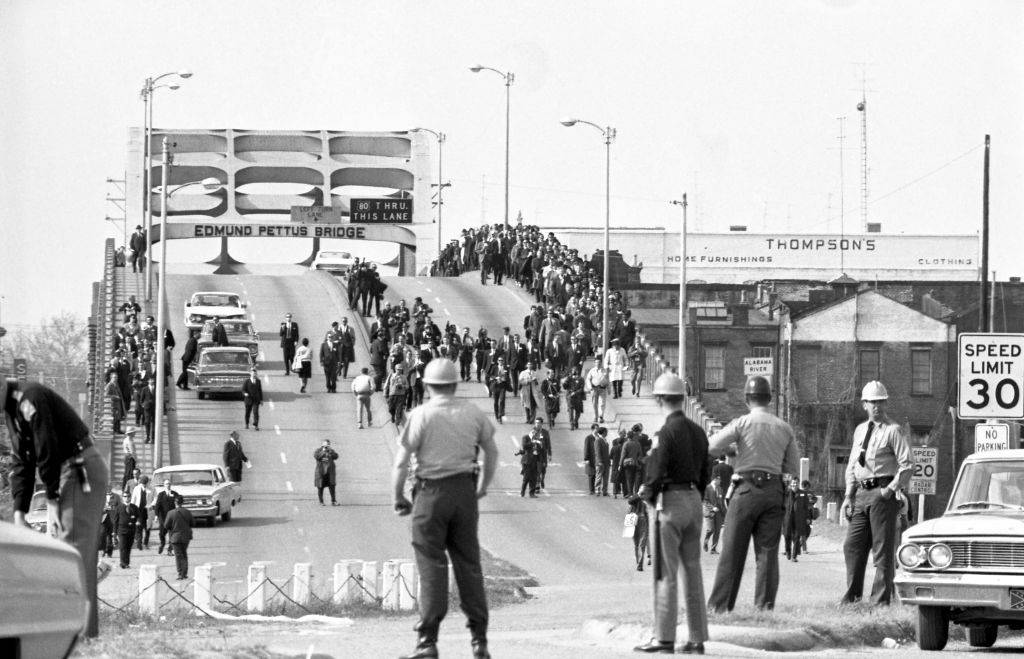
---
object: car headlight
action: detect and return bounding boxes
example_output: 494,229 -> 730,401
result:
898,543 -> 925,568
927,543 -> 953,569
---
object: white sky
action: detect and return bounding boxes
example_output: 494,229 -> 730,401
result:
1,0 -> 1021,325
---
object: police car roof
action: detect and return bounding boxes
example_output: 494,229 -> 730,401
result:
962,449 -> 1024,463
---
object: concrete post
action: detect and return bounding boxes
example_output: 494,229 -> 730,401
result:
292,563 -> 312,607
799,457 -> 810,484
193,564 -> 214,614
827,501 -> 838,523
247,563 -> 267,613
332,560 -> 362,604
360,561 -> 379,603
382,560 -> 400,611
139,564 -> 158,616
398,561 -> 418,611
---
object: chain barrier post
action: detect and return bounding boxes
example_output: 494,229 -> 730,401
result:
382,560 -> 400,611
139,565 -> 159,615
332,561 -> 353,605
292,563 -> 312,607
360,560 -> 379,603
193,564 -> 214,614
398,561 -> 418,611
247,563 -> 267,613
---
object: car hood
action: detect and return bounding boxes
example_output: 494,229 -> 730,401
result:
187,306 -> 246,317
905,512 -> 1024,540
172,484 -> 217,496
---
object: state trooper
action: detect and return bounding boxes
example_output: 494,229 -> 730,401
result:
392,359 -> 499,659
635,373 -> 710,655
706,376 -> 801,613
839,380 -> 912,606
3,377 -> 110,637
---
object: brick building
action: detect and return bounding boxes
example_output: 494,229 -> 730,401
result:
778,289 -> 956,516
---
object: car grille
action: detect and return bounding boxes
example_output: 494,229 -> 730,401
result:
948,541 -> 1024,569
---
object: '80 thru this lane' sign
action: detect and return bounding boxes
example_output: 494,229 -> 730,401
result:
958,333 -> 1024,420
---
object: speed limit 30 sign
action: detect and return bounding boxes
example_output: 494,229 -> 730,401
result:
958,333 -> 1024,419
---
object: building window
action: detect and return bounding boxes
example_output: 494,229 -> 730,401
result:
829,450 -> 850,490
859,349 -> 880,387
796,347 -> 819,401
751,346 -> 772,359
704,345 -> 725,390
911,348 -> 932,395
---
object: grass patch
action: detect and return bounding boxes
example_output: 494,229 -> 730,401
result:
708,601 -> 916,647
481,546 -> 539,607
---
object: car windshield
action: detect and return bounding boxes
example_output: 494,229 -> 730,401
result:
163,471 -> 214,486
194,294 -> 240,307
948,460 -> 1024,513
221,322 -> 253,336
201,351 -> 252,366
320,252 -> 352,259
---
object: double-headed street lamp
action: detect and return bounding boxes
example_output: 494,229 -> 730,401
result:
153,135 -> 220,468
142,69 -> 192,301
469,64 -> 514,228
412,127 -> 449,257
561,118 -> 616,361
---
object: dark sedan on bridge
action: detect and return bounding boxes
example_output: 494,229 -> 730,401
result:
188,346 -> 254,399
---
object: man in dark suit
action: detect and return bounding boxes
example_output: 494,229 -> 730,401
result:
211,317 -> 229,346
177,329 -> 197,390
336,317 -> 355,379
223,430 -> 248,482
241,369 -> 263,430
140,380 -> 157,444
279,313 -> 299,375
153,479 -> 179,555
164,496 -> 194,580
111,493 -> 137,569
320,334 -> 340,393
129,225 -> 147,272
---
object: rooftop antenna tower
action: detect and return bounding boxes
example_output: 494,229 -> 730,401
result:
857,67 -> 870,232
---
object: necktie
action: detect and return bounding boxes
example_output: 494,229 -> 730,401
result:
140,488 -> 147,508
286,325 -> 292,339
857,422 -> 875,468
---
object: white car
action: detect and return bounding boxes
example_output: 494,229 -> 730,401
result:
152,464 -> 242,525
0,520 -> 88,657
183,291 -> 248,329
310,250 -> 355,274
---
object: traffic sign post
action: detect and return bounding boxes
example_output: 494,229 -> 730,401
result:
958,333 -> 1024,419
910,446 -> 937,523
743,357 -> 774,377
12,358 -> 27,381
975,422 -> 1010,453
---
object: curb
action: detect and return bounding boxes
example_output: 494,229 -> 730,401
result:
581,618 -> 818,653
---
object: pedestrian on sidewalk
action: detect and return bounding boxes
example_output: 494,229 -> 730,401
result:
594,427 -> 611,496
120,430 -> 137,492
634,373 -> 709,655
706,376 -> 800,613
111,492 -> 137,570
280,313 -> 299,375
839,380 -> 912,607
351,367 -> 375,428
106,374 -> 126,434
384,363 -> 410,426
391,358 -> 498,659
314,439 -> 339,506
292,337 -> 313,393
129,475 -> 154,549
337,317 -> 355,379
783,477 -> 814,562
176,329 -> 197,390
585,362 -> 608,423
702,475 -> 724,554
164,496 -> 194,580
582,423 -> 599,494
517,362 -> 542,424
154,479 -> 178,555
242,368 -> 263,430
140,379 -> 156,443
320,331 -> 340,393
603,338 -> 628,399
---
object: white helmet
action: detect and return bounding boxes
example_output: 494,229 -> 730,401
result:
861,380 -> 889,401
422,359 -> 459,385
652,373 -> 687,396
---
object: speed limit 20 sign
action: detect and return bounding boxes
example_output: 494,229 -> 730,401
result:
909,447 -> 938,495
958,333 -> 1024,420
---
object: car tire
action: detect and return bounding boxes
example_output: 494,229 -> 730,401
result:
197,391 -> 206,400
967,624 -> 998,648
209,506 -> 219,527
221,508 -> 232,522
916,605 -> 949,651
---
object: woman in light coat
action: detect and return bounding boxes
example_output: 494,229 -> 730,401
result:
602,338 -> 629,398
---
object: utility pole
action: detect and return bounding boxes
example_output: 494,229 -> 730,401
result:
980,135 -> 990,333
837,117 -> 847,273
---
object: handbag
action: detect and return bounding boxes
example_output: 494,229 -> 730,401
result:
622,512 -> 638,538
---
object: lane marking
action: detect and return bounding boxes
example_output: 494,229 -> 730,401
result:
259,351 -> 266,361
555,504 -> 567,513
434,296 -> 442,303
424,286 -> 431,291
275,425 -> 281,435
268,401 -> 275,410
444,308 -> 451,316
603,542 -> 614,549
280,452 -> 287,464
286,480 -> 294,492
579,524 -> 591,532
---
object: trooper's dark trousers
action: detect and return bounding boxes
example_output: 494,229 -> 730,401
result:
411,472 -> 488,644
707,476 -> 784,612
840,487 -> 899,605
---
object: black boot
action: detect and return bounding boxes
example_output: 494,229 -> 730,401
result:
472,637 -> 491,659
399,636 -> 438,659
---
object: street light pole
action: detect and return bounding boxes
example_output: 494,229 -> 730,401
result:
469,65 -> 514,228
142,70 -> 192,301
413,128 -> 448,257
560,118 -> 616,360
671,194 -> 688,385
